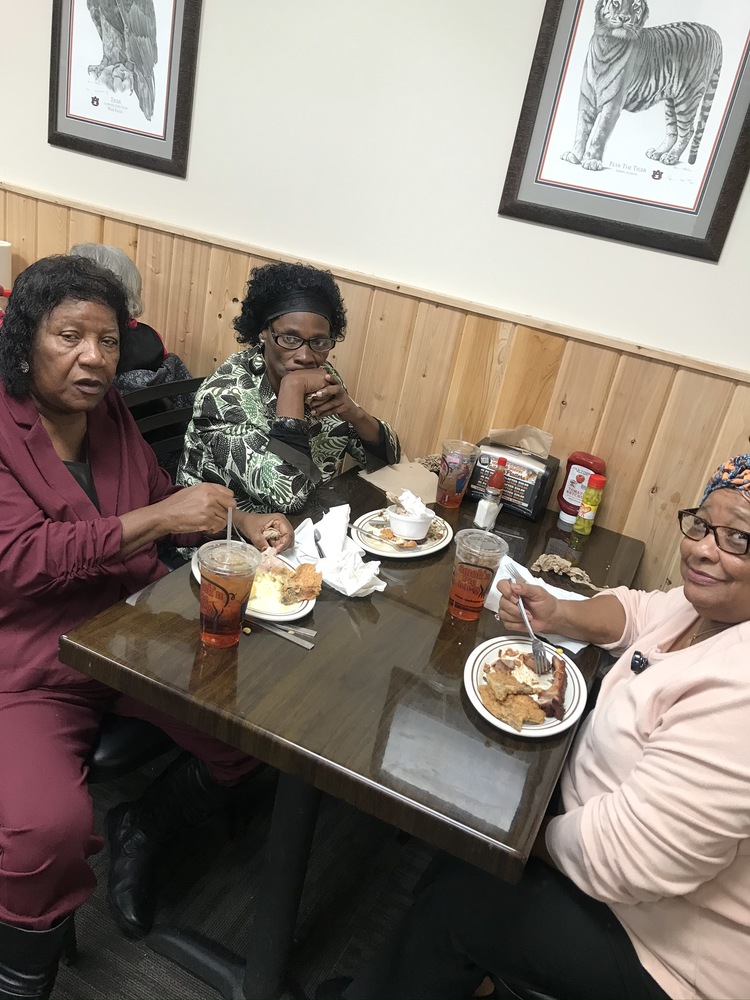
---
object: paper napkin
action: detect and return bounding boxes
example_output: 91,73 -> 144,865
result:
394,489 -> 433,518
483,555 -> 590,654
290,504 -> 386,598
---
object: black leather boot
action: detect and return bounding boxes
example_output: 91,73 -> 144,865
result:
0,914 -> 74,1000
106,754 -> 240,939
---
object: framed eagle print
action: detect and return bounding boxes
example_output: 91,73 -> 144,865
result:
499,0 -> 750,260
49,0 -> 203,177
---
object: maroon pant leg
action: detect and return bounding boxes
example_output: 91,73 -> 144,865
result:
0,688 -> 105,930
112,694 -> 258,785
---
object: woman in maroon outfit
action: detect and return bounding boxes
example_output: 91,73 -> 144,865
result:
0,256 -> 293,999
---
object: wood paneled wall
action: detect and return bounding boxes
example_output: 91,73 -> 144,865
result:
2,183 -> 749,592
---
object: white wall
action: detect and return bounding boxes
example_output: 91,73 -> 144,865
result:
2,1 -> 749,368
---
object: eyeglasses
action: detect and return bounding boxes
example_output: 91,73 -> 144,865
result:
268,329 -> 338,353
677,508 -> 750,556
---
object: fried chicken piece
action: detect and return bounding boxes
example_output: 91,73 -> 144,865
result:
481,668 -> 540,732
279,563 -> 322,603
478,685 -> 545,731
503,695 -> 546,731
380,528 -> 396,540
485,672 -> 533,701
478,684 -> 506,719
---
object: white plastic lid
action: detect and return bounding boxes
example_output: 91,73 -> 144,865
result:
557,510 -> 577,528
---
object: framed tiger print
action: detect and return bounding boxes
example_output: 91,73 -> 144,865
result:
499,0 -> 750,260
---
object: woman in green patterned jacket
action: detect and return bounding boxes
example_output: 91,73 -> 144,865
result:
178,262 -> 400,513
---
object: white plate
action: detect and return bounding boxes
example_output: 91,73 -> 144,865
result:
191,551 -> 315,623
350,510 -> 453,559
463,636 -> 586,739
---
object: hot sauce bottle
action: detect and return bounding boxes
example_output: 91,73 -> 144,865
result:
556,451 -> 606,530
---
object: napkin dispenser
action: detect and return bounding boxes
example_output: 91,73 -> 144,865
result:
469,441 -> 559,521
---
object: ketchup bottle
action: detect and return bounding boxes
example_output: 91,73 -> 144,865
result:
557,451 -> 606,529
487,457 -> 507,493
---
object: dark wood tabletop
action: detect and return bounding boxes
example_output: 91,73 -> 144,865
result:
59,474 -> 644,883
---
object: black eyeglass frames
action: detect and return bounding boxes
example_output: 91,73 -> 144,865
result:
268,330 -> 338,353
677,508 -> 750,556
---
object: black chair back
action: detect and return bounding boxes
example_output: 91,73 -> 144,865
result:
123,376 -> 205,460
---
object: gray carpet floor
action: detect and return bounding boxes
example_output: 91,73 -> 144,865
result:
54,757 -> 434,1000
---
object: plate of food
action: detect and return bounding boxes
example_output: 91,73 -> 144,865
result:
191,551 -> 320,622
350,509 -> 453,559
463,636 -> 586,738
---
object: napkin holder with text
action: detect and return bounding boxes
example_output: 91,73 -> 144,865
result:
469,441 -> 559,521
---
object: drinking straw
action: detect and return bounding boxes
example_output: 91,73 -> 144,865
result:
226,506 -> 233,544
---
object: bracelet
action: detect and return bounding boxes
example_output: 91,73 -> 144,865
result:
272,416 -> 309,434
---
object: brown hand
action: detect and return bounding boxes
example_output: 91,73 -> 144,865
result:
280,368 -> 330,397
236,512 -> 295,552
157,484 -> 235,535
307,373 -> 357,421
495,580 -> 558,632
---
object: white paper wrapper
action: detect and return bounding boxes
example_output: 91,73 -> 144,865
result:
288,505 -> 386,598
358,459 -> 438,504
483,555 -> 590,654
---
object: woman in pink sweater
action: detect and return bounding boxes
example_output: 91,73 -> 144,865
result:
325,456 -> 750,1000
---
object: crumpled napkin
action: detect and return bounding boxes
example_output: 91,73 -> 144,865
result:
483,555 -> 590,653
392,489 -> 433,518
288,504 -> 386,598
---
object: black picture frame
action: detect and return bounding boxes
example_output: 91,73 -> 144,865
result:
49,0 -> 203,178
499,0 -> 750,261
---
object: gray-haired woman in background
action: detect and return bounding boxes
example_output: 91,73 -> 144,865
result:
68,244 -> 171,380
69,244 -> 194,481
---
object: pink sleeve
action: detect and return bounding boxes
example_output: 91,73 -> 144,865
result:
594,585 -> 685,656
546,644 -> 750,905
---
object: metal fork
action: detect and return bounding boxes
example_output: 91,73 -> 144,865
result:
505,563 -> 550,675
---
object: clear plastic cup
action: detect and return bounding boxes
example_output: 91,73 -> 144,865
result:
197,540 -> 261,647
447,529 -> 508,621
436,440 -> 480,508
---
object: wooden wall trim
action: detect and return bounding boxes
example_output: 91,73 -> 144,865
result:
2,181 -> 747,384
3,182 -> 749,592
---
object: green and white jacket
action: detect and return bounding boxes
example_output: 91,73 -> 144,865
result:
177,347 -> 400,513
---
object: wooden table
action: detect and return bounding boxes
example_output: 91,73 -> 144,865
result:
59,475 -> 644,998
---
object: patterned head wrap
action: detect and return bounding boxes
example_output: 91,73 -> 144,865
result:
701,455 -> 750,506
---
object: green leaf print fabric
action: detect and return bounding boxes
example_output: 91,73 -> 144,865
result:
177,348 -> 400,513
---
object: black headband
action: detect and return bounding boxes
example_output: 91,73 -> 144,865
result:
262,292 -> 334,329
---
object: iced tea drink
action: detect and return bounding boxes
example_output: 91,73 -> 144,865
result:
198,540 -> 261,648
436,440 -> 480,508
447,529 -> 508,621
